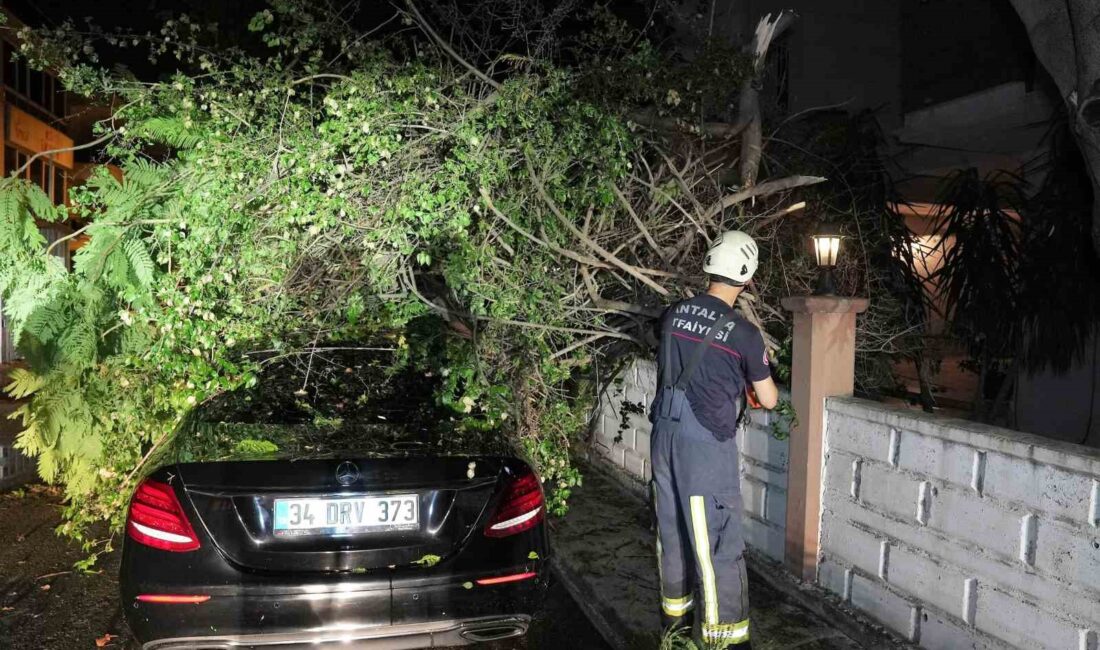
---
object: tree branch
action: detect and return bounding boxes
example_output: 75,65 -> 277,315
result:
13,130 -> 117,179
703,175 -> 826,223
526,158 -> 670,296
405,1 -> 502,91
479,187 -> 612,269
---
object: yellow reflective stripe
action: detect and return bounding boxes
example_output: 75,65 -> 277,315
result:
690,495 -> 718,625
703,619 -> 751,645
661,595 -> 694,616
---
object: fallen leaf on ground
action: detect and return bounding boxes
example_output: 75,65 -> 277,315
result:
95,633 -> 117,647
1,606 -> 14,612
39,584 -> 50,591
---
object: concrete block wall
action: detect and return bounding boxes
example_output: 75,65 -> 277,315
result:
591,358 -> 791,562
819,397 -> 1100,650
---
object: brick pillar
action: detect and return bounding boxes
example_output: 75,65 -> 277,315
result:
781,296 -> 868,581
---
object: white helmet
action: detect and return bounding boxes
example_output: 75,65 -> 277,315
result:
703,230 -> 758,285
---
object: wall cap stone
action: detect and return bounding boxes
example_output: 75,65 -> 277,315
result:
827,396 -> 1100,476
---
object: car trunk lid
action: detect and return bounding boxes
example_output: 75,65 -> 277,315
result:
177,456 -> 504,573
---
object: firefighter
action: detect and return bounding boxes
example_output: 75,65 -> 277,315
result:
650,230 -> 779,648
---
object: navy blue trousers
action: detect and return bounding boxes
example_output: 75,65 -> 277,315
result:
652,386 -> 750,647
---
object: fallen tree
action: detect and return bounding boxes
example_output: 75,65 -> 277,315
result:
0,1 -> 923,557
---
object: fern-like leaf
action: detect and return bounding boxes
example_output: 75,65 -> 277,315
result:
124,239 -> 156,287
4,367 -> 44,398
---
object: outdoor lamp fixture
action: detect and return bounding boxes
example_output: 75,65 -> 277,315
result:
812,222 -> 843,296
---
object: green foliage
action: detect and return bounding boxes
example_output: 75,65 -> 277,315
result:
413,554 -> 442,568
232,438 -> 280,457
0,0 -> 655,550
769,398 -> 797,441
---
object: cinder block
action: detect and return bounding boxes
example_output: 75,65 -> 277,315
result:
920,609 -> 1008,650
623,447 -> 647,479
747,408 -> 770,428
888,544 -> 969,617
827,412 -> 893,462
624,383 -> 648,410
739,424 -> 788,470
634,360 -> 658,392
820,518 -> 883,578
926,486 -> 1022,561
849,572 -> 920,642
817,555 -> 852,599
896,431 -> 976,489
859,461 -> 927,523
983,451 -> 1095,524
974,583 -> 1084,650
593,417 -> 621,449
765,485 -> 787,526
743,513 -> 785,562
740,476 -> 767,519
620,427 -> 637,451
822,449 -> 862,501
1033,517 -> 1100,587
741,454 -> 788,489
635,430 -> 652,459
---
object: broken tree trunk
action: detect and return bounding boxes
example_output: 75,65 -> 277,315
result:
738,12 -> 797,189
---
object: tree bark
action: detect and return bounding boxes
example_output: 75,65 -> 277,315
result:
738,12 -> 797,188
1008,0 -> 1100,256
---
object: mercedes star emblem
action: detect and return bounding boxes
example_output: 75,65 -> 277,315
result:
335,461 -> 360,486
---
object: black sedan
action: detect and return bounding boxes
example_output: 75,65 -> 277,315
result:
119,352 -> 549,649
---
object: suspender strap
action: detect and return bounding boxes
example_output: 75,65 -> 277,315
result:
662,309 -> 675,389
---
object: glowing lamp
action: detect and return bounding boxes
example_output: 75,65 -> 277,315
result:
812,222 -> 843,295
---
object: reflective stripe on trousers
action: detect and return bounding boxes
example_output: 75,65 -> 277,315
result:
652,386 -> 750,646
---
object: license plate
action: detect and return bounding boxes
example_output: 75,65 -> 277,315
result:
273,495 -> 419,536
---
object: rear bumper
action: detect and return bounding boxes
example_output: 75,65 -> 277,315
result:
142,614 -> 531,649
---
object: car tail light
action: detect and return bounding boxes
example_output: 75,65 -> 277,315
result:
476,572 -> 538,586
126,478 -> 201,552
136,594 -> 210,604
484,467 -> 544,538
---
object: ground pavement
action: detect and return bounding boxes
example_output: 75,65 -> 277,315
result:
550,461 -> 907,650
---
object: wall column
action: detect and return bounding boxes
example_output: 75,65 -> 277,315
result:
780,296 -> 868,581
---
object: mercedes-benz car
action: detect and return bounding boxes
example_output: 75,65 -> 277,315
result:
119,350 -> 549,649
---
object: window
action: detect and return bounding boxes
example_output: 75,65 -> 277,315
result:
3,40 -> 17,92
4,145 -> 68,206
3,146 -> 17,178
53,166 -> 65,204
1,38 -> 66,119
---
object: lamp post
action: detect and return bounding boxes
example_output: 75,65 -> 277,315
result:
812,222 -> 843,296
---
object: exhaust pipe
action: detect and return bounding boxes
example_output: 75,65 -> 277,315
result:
460,618 -> 528,643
